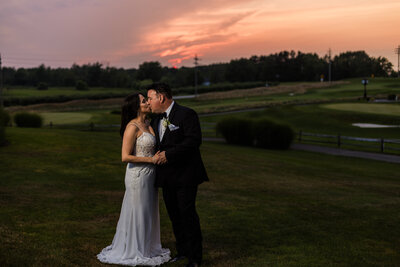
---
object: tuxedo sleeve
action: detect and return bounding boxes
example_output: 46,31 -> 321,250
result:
165,109 -> 202,163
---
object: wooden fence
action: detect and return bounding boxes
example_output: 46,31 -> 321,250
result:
297,130 -> 400,154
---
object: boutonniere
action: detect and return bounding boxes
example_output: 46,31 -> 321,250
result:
162,118 -> 171,128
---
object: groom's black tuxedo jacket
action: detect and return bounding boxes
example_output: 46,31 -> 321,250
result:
152,102 -> 209,188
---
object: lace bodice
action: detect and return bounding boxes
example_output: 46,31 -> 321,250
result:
133,132 -> 156,157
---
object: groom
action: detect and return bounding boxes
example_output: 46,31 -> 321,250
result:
147,83 -> 209,267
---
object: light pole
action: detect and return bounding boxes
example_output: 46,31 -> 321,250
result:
395,45 -> 400,78
328,48 -> 332,83
362,78 -> 368,99
194,54 -> 200,96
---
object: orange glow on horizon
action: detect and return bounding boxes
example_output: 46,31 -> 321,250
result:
2,0 -> 400,68
139,0 -> 400,67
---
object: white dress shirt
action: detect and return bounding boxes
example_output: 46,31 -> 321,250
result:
159,101 -> 174,141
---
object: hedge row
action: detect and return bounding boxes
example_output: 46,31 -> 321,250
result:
216,117 -> 294,150
14,112 -> 43,128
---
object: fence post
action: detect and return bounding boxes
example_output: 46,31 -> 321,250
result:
298,130 -> 302,142
381,138 -> 384,153
337,134 -> 341,148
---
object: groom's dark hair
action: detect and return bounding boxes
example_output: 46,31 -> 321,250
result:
147,82 -> 172,99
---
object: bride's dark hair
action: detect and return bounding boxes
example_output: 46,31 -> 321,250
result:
120,93 -> 142,137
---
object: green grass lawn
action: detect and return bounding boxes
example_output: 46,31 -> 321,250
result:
6,80 -> 398,154
309,77 -> 400,98
176,78 -> 400,114
200,103 -> 400,140
37,110 -> 121,126
1,127 -> 400,266
27,97 -> 400,153
5,78 -> 400,113
19,100 -> 400,140
40,112 -> 94,125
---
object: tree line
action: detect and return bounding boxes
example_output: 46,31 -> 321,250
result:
2,50 -> 394,89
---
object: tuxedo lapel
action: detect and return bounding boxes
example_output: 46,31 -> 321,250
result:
168,102 -> 178,122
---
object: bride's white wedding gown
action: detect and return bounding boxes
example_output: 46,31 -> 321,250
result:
97,131 -> 170,266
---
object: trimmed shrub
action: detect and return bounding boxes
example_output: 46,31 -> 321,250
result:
216,117 -> 253,146
252,119 -> 276,148
253,119 -> 294,150
217,117 -> 294,150
14,112 -> 43,128
76,80 -> 89,91
270,124 -> 294,150
37,82 -> 48,90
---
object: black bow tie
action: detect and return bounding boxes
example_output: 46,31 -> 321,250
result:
161,112 -> 167,119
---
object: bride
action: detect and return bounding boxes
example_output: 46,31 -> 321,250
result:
97,93 -> 170,266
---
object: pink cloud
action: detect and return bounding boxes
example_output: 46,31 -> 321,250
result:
1,0 -> 400,68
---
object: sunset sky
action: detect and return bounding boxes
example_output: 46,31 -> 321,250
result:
1,0 -> 400,69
